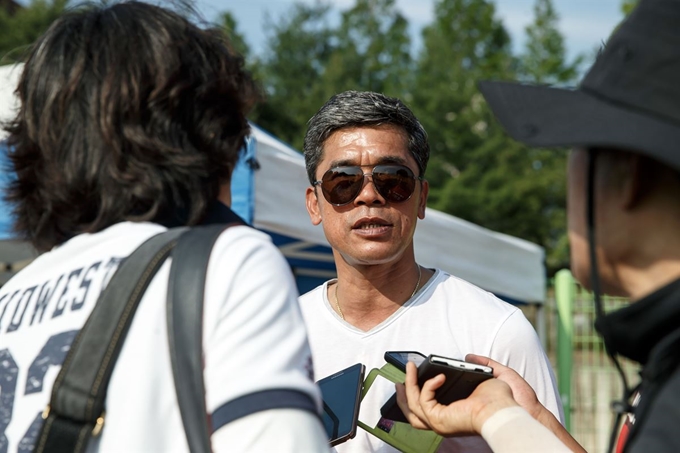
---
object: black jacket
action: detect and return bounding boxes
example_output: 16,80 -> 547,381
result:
599,278 -> 680,452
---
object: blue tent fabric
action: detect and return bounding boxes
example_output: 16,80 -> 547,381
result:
231,142 -> 335,294
0,142 -> 13,240
230,136 -> 256,225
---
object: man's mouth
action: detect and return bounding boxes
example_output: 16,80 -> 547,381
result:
358,223 -> 386,229
352,218 -> 393,230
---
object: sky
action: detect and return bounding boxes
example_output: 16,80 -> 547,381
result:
194,0 -> 625,64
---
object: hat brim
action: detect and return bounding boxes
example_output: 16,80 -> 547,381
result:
478,80 -> 680,171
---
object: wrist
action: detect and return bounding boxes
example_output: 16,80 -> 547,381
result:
472,397 -> 519,433
533,404 -> 563,431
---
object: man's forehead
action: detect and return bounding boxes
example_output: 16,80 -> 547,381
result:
324,124 -> 407,147
319,125 -> 410,163
324,155 -> 411,169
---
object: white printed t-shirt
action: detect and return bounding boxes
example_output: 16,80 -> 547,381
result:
299,269 -> 563,453
0,221 -> 328,453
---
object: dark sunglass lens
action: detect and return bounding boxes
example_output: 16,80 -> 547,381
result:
373,166 -> 416,202
321,167 -> 364,205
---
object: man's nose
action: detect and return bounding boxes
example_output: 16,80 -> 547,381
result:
353,174 -> 385,206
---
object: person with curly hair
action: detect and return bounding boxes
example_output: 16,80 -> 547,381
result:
0,2 -> 327,451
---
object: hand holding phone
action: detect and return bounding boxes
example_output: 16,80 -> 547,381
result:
380,352 -> 493,422
418,355 -> 493,405
317,363 -> 365,446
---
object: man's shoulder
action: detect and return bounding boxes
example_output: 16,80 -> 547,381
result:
209,223 -> 275,257
434,270 -> 514,306
2,222 -> 161,286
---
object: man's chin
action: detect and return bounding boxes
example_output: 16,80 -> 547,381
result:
341,249 -> 404,267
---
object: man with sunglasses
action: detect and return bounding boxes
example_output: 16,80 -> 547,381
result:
299,90 -> 563,452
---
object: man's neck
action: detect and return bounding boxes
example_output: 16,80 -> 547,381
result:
600,207 -> 680,301
331,259 -> 432,331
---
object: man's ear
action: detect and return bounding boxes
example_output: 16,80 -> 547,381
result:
306,186 -> 323,226
418,179 -> 429,220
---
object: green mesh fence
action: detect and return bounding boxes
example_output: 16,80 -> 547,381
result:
552,269 -> 639,453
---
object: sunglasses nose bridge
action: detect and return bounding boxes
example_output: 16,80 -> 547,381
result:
352,171 -> 387,205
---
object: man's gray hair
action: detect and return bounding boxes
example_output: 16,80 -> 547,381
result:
303,91 -> 430,184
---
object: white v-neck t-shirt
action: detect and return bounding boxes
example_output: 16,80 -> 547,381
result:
299,269 -> 563,453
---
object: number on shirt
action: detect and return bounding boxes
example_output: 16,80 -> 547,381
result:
0,331 -> 77,452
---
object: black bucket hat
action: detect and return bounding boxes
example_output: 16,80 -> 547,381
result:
478,0 -> 680,172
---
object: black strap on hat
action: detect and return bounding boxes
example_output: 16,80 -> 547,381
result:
586,150 -> 635,453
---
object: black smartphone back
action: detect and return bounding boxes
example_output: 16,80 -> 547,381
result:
317,363 -> 365,446
418,355 -> 493,405
380,352 -> 493,423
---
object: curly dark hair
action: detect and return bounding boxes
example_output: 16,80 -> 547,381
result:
303,91 -> 429,184
3,1 -> 259,251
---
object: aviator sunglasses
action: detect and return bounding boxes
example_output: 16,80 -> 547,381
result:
313,164 -> 423,206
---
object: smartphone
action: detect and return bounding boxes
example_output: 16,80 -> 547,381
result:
419,354 -> 493,405
384,351 -> 427,372
317,363 -> 365,446
380,352 -> 493,422
380,351 -> 427,422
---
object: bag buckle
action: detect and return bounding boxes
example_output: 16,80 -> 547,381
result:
41,405 -> 106,437
92,413 -> 106,437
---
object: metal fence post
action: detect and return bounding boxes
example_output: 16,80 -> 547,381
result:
555,268 -> 575,431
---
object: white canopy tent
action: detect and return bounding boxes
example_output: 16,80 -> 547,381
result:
0,63 -> 546,308
0,63 -> 20,137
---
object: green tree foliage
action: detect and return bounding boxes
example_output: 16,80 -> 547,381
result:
409,0 -> 513,210
621,0 -> 639,16
507,0 -> 581,270
251,0 -> 413,151
411,0 -> 514,191
249,2 -> 335,150
415,0 -> 573,272
520,0 -> 582,84
321,0 -> 413,98
219,10 -> 250,59
0,0 -> 68,64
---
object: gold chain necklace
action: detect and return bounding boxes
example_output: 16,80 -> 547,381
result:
334,265 -> 422,321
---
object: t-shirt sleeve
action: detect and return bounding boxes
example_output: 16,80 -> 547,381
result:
212,409 -> 330,453
199,227 -> 323,445
489,309 -> 565,423
481,406 -> 572,453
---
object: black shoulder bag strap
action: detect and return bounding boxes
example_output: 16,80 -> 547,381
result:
166,222 -> 243,453
34,227 -> 187,453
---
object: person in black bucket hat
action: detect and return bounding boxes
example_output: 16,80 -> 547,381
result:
395,0 -> 680,452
